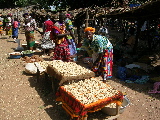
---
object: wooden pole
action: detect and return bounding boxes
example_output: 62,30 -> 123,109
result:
85,8 -> 89,27
104,7 -> 107,27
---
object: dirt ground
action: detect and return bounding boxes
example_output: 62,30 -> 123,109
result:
0,29 -> 160,120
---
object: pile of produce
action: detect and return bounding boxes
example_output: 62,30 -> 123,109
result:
21,55 -> 43,63
47,60 -> 95,85
38,61 -> 55,70
9,52 -> 21,55
63,78 -> 119,105
21,50 -> 34,55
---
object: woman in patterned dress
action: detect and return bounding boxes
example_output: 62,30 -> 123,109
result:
64,14 -> 77,61
41,15 -> 55,56
5,14 -> 12,37
23,13 -> 37,50
50,13 -> 71,62
82,27 -> 113,82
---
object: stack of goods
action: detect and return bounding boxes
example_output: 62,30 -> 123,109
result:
21,55 -> 44,63
46,60 -> 95,85
56,77 -> 123,118
38,61 -> 56,70
63,78 -> 119,105
21,50 -> 34,57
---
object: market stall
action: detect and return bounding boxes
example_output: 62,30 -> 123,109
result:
56,78 -> 123,120
36,60 -> 124,119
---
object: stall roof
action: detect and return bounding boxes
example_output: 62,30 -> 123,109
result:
100,0 -> 160,20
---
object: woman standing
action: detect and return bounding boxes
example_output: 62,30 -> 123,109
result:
82,27 -> 113,82
41,15 -> 55,56
23,13 -> 37,50
50,13 -> 71,62
12,18 -> 19,42
5,14 -> 12,38
64,14 -> 77,61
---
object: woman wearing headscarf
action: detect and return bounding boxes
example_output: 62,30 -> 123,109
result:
82,27 -> 113,82
50,12 -> 71,62
64,13 -> 77,61
23,13 -> 37,50
5,13 -> 12,37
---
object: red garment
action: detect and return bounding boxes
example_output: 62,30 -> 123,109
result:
53,40 -> 70,62
13,21 -> 18,28
44,20 -> 53,32
51,22 -> 71,62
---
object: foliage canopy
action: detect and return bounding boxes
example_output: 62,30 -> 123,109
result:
0,0 -> 150,10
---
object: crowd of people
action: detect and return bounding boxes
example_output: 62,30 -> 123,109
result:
0,12 -> 115,82
0,11 -> 159,83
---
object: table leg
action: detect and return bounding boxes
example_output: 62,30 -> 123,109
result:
116,104 -> 120,115
36,68 -> 40,83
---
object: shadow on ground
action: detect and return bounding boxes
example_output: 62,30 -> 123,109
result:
28,74 -> 70,120
25,59 -> 159,120
0,36 -> 8,39
27,72 -> 120,120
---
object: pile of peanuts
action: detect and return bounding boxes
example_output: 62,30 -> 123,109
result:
63,78 -> 119,105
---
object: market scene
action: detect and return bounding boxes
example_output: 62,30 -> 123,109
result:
0,0 -> 160,120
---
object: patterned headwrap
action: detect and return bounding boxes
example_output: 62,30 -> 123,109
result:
66,14 -> 70,17
84,27 -> 95,33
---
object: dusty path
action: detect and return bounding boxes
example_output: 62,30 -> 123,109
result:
0,31 -> 160,120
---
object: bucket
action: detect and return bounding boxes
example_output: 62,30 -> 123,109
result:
101,96 -> 130,115
119,96 -> 130,114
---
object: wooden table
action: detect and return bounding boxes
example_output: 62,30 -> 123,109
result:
45,63 -> 95,93
56,85 -> 123,120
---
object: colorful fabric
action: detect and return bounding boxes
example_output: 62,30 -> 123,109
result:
53,22 -> 66,44
7,27 -> 12,36
41,31 -> 55,49
56,86 -> 123,119
66,14 -> 71,17
84,27 -> 95,33
53,40 -> 70,62
68,39 -> 77,56
52,22 -> 70,61
12,21 -> 19,38
65,18 -> 77,56
83,35 -> 113,54
24,18 -> 36,32
25,31 -> 35,48
12,27 -> 18,38
13,21 -> 18,28
0,26 -> 3,34
44,20 -> 53,32
92,49 -> 113,79
83,35 -> 113,79
0,21 -> 3,26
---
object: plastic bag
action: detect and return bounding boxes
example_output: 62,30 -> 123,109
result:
25,62 -> 45,74
25,63 -> 37,74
